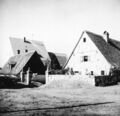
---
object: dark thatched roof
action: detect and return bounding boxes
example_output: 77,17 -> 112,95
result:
48,52 -> 61,70
55,53 -> 68,68
86,31 -> 120,68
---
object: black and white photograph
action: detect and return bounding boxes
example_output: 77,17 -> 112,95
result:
0,0 -> 120,115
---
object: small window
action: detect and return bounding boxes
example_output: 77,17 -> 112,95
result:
17,50 -> 20,54
83,38 -> 86,42
11,64 -> 15,69
80,56 -> 90,62
9,63 -> 16,70
101,70 -> 105,75
83,56 -> 88,62
25,49 -> 28,52
91,71 -> 94,75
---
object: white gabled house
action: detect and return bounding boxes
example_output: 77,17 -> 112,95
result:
65,30 -> 120,76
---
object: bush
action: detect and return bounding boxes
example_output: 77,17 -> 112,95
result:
49,69 -> 67,74
95,75 -> 118,86
0,75 -> 19,88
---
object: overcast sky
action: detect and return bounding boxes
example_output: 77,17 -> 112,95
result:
0,0 -> 120,67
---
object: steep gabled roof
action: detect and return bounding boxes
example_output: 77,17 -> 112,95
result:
29,40 -> 50,61
65,30 -> 120,68
108,38 -> 120,51
55,53 -> 68,68
9,37 -> 50,61
1,51 -> 39,75
48,52 -> 61,70
86,31 -> 120,67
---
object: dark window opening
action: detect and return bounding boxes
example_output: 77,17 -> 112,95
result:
101,70 -> 105,75
83,38 -> 86,42
11,64 -> 15,69
25,49 -> 28,52
9,63 -> 16,70
17,50 -> 20,54
83,56 -> 88,62
91,71 -> 93,75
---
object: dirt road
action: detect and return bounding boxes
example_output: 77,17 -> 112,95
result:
0,84 -> 120,116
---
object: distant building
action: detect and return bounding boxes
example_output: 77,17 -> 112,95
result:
9,37 -> 51,64
54,53 -> 68,68
1,37 -> 68,85
65,30 -> 120,76
9,37 -> 67,72
48,52 -> 61,70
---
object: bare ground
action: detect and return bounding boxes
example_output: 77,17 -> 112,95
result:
0,83 -> 120,116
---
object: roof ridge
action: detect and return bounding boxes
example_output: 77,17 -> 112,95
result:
10,37 -> 44,44
109,38 -> 120,43
85,30 -> 103,38
55,53 -> 67,56
85,30 -> 120,44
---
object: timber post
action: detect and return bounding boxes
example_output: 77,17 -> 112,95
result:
26,68 -> 30,85
45,67 -> 49,84
20,70 -> 23,82
45,60 -> 51,84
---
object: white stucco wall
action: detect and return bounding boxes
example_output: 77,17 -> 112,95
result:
10,38 -> 50,61
67,32 -> 111,76
10,38 -> 36,55
46,74 -> 95,86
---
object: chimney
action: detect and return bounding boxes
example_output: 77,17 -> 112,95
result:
103,31 -> 109,42
24,37 -> 26,42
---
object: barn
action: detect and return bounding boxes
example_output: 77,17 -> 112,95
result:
9,37 -> 67,71
1,51 -> 45,75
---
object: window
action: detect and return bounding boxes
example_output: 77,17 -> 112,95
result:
83,38 -> 86,42
25,49 -> 28,52
11,64 -> 15,69
101,70 -> 105,75
91,71 -> 94,75
83,56 -> 88,62
80,56 -> 90,62
9,63 -> 16,70
17,50 -> 20,54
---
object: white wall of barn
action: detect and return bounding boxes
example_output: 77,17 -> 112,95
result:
10,38 -> 35,55
68,32 -> 111,76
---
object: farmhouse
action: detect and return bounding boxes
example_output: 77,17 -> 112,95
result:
0,37 -> 68,85
10,37 -> 51,64
10,37 -> 67,70
65,30 -> 120,76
